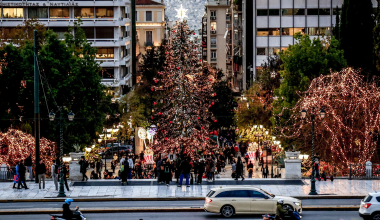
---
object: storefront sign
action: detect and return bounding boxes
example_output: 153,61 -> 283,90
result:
0,2 -> 80,7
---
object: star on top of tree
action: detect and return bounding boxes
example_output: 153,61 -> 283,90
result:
175,4 -> 188,21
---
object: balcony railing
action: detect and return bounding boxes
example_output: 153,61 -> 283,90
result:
226,8 -> 231,14
206,0 -> 231,6
226,24 -> 232,29
226,15 -> 231,22
234,40 -> 242,46
211,30 -> 217,34
210,16 -> 217,20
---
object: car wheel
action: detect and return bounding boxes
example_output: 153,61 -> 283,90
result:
283,204 -> 294,211
372,213 -> 380,220
220,205 -> 234,218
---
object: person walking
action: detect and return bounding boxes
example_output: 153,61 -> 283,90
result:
96,160 -> 102,178
62,163 -> 70,191
235,156 -> 245,181
175,156 -> 181,183
13,161 -> 20,189
36,159 -> 46,190
127,156 -> 134,179
120,160 -> 129,185
24,153 -> 33,181
234,145 -> 239,157
17,160 -> 28,189
197,160 -> 205,184
163,159 -> 173,186
193,158 -> 199,184
262,165 -> 269,178
79,156 -> 88,181
51,160 -> 59,191
205,157 -> 213,182
247,161 -> 254,178
178,157 -> 191,187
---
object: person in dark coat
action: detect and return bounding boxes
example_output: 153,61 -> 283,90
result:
36,159 -> 46,189
163,159 -> 173,186
174,155 -> 181,183
178,157 -> 191,187
235,156 -> 245,181
17,160 -> 28,189
24,153 -> 33,181
78,156 -> 88,181
120,160 -> 129,185
262,165 -> 269,178
197,160 -> 205,184
61,163 -> 70,191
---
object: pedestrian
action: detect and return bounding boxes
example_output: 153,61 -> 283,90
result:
235,156 -> 245,181
61,164 -> 70,191
111,160 -> 116,174
216,159 -> 222,174
163,158 -> 173,186
231,159 -> 236,179
197,160 -> 205,184
247,161 -> 254,178
205,156 -> 213,182
120,160 -> 128,185
127,156 -> 134,179
96,160 -> 102,178
140,150 -> 144,161
193,158 -> 199,183
234,145 -> 239,157
13,161 -> 19,189
17,160 -> 28,189
178,157 -> 191,187
36,159 -> 46,190
175,155 -> 181,183
51,160 -> 59,191
262,165 -> 269,178
78,156 -> 88,181
24,153 -> 33,181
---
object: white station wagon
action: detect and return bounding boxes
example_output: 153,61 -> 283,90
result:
204,186 -> 302,218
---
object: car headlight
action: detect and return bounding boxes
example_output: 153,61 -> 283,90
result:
294,202 -> 301,206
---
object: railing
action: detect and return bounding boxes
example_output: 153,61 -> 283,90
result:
226,55 -> 232,60
348,163 -> 380,179
211,30 -> 217,34
0,166 -> 15,181
226,24 -> 232,29
210,16 -> 217,20
206,0 -> 231,6
226,15 -> 231,22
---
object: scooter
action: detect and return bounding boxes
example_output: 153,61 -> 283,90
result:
50,207 -> 86,220
283,207 -> 302,220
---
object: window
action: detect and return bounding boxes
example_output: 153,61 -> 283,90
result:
126,25 -> 130,37
96,27 -> 113,38
125,6 -> 130,18
211,10 -> 216,17
50,8 -> 69,18
211,22 -> 217,31
282,28 -> 292,36
81,27 -> 95,39
74,8 -> 94,18
257,28 -> 268,36
215,191 -> 231,198
293,28 -> 305,35
211,50 -> 217,58
257,9 -> 267,16
211,37 -> 216,48
282,9 -> 293,16
307,9 -> 319,15
250,191 -> 267,198
50,27 -> 68,39
99,68 -> 115,79
146,11 -> 152,21
96,7 -> 113,18
268,9 -> 280,16
3,8 -> 23,18
206,190 -> 216,197
257,48 -> 267,55
269,28 -> 280,36
364,195 -> 373,203
307,27 -> 318,35
230,190 -> 250,198
269,48 -> 280,56
319,27 -> 331,36
146,31 -> 153,45
28,8 -> 48,18
319,8 -> 330,15
333,8 -> 341,15
294,9 -> 305,15
96,47 -> 114,59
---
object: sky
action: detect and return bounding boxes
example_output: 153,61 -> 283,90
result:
162,0 -> 207,30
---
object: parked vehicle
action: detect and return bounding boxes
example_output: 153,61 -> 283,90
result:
359,192 -> 380,220
204,186 -> 302,218
99,144 -> 132,158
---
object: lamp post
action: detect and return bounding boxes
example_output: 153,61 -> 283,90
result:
301,108 -> 326,195
49,108 -> 75,197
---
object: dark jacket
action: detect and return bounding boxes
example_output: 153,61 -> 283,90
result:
36,163 -> 46,175
79,160 -> 88,173
62,203 -> 73,220
163,162 -> 173,181
198,161 -> 205,174
236,161 -> 243,174
180,160 -> 191,174
24,156 -> 32,166
18,163 -> 26,176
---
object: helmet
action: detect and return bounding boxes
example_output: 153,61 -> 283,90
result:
65,198 -> 74,205
278,199 -> 284,204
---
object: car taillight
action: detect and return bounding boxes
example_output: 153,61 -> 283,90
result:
364,203 -> 372,209
51,217 -> 55,220
205,198 -> 212,203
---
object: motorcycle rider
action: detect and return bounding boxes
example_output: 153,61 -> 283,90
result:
62,198 -> 76,220
276,199 -> 288,219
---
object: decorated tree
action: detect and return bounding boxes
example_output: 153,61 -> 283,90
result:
149,20 -> 218,157
0,129 -> 56,173
277,68 -> 380,167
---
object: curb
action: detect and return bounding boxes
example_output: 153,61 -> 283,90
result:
0,195 -> 365,203
0,206 -> 360,215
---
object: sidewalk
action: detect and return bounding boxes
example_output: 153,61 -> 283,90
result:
0,178 -> 379,201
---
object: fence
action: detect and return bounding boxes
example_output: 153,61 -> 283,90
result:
0,165 -> 15,181
348,163 -> 380,179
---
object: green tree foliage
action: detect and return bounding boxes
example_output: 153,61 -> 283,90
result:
340,0 -> 374,71
0,20 -> 113,152
273,34 -> 346,128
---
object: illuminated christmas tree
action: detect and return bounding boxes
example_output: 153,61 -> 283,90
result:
149,20 -> 218,157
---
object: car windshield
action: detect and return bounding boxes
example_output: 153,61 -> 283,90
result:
260,189 -> 275,197
363,195 -> 373,202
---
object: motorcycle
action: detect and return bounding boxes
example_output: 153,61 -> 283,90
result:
50,207 -> 86,220
283,207 -> 302,220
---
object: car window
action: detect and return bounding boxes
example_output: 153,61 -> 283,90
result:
376,197 -> 380,202
250,190 -> 267,198
364,195 -> 373,202
206,190 -> 215,197
230,190 -> 250,198
215,191 -> 231,198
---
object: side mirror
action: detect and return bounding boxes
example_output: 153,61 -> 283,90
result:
264,196 -> 269,199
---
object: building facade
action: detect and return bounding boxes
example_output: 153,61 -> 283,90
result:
0,0 -> 132,97
136,0 -> 165,55
203,0 -> 244,94
244,0 -> 378,90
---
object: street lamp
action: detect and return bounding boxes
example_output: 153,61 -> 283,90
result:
49,108 -> 75,197
301,108 -> 327,195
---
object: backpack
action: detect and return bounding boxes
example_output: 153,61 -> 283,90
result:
164,166 -> 170,173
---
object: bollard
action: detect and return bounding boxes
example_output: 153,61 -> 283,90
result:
349,164 -> 352,180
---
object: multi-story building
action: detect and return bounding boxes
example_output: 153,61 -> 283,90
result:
0,0 -> 132,97
202,0 -> 243,94
136,0 -> 165,55
243,0 -> 378,90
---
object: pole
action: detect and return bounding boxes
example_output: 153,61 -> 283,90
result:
131,0 -> 136,86
309,111 -> 318,195
34,29 -> 40,184
58,108 -> 66,197
271,153 -> 273,178
104,130 -> 107,171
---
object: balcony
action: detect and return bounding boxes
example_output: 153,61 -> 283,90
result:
211,30 -> 217,34
226,15 -> 231,22
210,16 -> 217,21
226,24 -> 232,29
226,8 -> 232,14
206,0 -> 231,6
211,58 -> 217,62
226,55 -> 232,61
234,23 -> 242,30
234,40 -> 242,46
